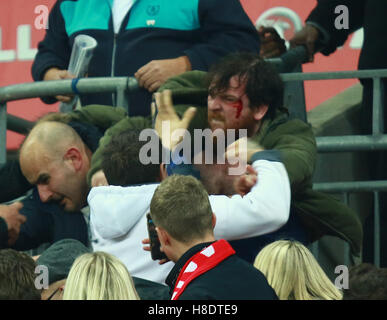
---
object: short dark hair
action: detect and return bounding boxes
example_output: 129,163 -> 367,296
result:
0,249 -> 41,300
101,129 -> 163,186
206,52 -> 284,120
150,175 -> 213,243
343,263 -> 387,300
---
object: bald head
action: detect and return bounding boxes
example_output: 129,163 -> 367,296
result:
19,121 -> 91,211
20,121 -> 83,161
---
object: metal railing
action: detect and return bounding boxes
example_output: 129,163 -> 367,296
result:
0,55 -> 386,266
0,77 -> 138,166
279,69 -> 387,267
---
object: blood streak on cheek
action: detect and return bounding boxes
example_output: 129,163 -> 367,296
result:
232,100 -> 243,119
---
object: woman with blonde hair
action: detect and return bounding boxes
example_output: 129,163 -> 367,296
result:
254,240 -> 342,300
63,251 -> 139,300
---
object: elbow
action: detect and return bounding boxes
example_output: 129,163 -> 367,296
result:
270,182 -> 291,232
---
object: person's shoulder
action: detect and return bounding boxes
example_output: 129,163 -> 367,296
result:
263,112 -> 315,139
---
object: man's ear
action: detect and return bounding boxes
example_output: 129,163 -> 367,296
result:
252,105 -> 268,121
212,213 -> 216,230
64,147 -> 83,171
159,163 -> 168,181
156,226 -> 169,248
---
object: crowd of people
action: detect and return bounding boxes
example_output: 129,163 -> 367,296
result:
0,0 -> 386,300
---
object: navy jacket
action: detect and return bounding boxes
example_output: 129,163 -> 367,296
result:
166,241 -> 278,300
32,0 -> 260,116
307,0 -> 387,70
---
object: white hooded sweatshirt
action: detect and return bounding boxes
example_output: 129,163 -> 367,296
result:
88,151 -> 290,284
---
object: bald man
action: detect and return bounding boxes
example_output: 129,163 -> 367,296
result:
20,122 -> 92,212
3,119 -> 107,251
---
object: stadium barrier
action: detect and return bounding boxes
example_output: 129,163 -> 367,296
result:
0,53 -> 386,266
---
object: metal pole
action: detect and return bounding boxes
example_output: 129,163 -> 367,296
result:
115,79 -> 129,112
313,180 -> 387,193
372,77 -> 384,135
7,114 -> 34,135
316,135 -> 387,152
374,191 -> 381,267
0,102 -> 6,167
342,192 -> 351,267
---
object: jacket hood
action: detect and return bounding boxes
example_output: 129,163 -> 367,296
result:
88,184 -> 159,240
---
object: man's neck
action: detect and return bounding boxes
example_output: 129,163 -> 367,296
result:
248,120 -> 263,138
173,234 -> 215,262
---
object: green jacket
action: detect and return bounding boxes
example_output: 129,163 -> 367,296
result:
160,71 -> 363,255
73,71 -> 362,255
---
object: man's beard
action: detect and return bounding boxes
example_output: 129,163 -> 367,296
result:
208,112 -> 226,131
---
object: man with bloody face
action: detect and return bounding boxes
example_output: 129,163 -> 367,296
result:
157,52 -> 362,262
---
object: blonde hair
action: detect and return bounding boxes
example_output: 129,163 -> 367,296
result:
254,240 -> 343,300
63,252 -> 139,300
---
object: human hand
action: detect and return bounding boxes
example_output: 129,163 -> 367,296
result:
135,56 -> 191,92
233,165 -> 258,196
153,90 -> 196,151
0,202 -> 26,246
289,24 -> 320,62
91,170 -> 108,187
225,137 -> 264,165
43,67 -> 75,102
141,238 -> 169,265
258,26 -> 287,58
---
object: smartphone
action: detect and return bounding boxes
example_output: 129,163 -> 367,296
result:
146,213 -> 167,261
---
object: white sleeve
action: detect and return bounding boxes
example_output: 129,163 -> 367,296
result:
211,155 -> 291,241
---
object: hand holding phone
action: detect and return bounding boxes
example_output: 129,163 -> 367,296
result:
146,213 -> 167,261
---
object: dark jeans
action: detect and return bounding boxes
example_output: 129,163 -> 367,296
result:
10,188 -> 88,251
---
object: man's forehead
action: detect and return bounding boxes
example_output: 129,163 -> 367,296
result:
20,156 -> 46,183
20,146 -> 55,183
209,75 -> 247,96
229,75 -> 247,89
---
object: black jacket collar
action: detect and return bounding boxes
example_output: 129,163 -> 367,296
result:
165,241 -> 215,294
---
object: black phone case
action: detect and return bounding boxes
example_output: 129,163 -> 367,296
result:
146,213 -> 167,260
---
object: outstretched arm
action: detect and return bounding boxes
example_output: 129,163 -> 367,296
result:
210,149 -> 291,240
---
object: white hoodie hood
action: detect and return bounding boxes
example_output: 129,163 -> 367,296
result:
88,184 -> 173,284
88,184 -> 157,239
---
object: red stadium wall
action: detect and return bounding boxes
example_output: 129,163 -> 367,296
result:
0,0 -> 361,150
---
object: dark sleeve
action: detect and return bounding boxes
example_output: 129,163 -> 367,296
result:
31,0 -> 71,104
306,0 -> 365,56
0,159 -> 32,203
258,119 -> 317,195
0,218 -> 8,249
10,191 -> 53,251
183,0 -> 260,70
